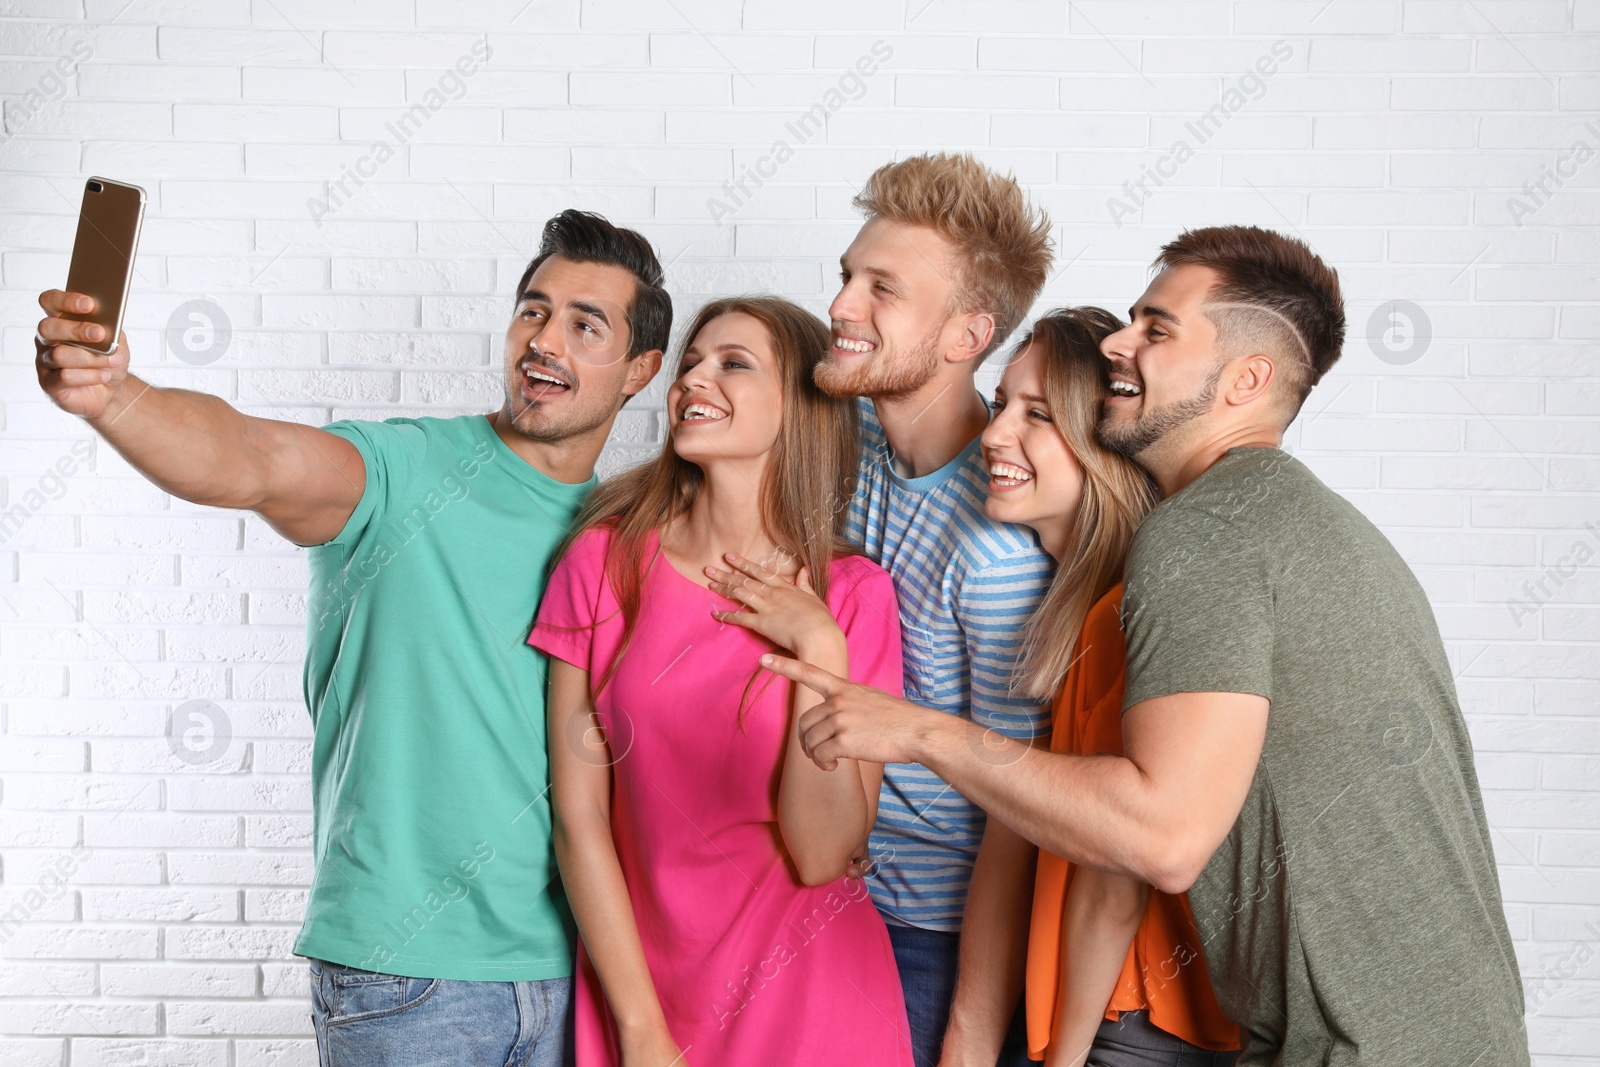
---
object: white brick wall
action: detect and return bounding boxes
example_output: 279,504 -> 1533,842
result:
1,1 -> 1596,1063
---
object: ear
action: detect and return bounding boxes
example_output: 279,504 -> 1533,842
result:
622,348 -> 663,397
1224,353 -> 1276,407
947,311 -> 996,367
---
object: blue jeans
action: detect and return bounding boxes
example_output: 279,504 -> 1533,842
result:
887,923 -> 1031,1067
308,958 -> 572,1067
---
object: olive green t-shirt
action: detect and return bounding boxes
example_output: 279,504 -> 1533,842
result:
1121,446 -> 1528,1066
294,413 -> 594,980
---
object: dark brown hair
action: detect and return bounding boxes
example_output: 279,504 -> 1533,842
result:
562,296 -> 860,705
1155,225 -> 1345,422
516,208 -> 672,360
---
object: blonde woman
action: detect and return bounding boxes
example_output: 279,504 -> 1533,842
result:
983,309 -> 1240,1066
763,308 -> 1241,1065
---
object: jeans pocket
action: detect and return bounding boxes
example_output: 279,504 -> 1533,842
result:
321,962 -> 441,1027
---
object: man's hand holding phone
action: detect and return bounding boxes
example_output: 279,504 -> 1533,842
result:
31,176 -> 364,546
35,290 -> 132,420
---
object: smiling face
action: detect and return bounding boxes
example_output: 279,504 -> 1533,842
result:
500,255 -> 652,442
667,311 -> 785,471
1096,263 -> 1229,464
980,344 -> 1086,559
815,217 -> 963,401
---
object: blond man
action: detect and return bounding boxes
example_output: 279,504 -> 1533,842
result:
814,153 -> 1054,1067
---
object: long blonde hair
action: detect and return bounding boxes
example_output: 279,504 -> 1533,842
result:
1011,307 -> 1161,700
562,296 -> 860,703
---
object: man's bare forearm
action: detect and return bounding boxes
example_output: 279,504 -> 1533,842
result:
86,373 -> 276,511
772,657 -> 1267,894
83,372 -> 366,547
915,716 -> 1172,886
37,290 -> 365,546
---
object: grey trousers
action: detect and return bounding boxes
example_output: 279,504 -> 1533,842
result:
1088,1010 -> 1240,1067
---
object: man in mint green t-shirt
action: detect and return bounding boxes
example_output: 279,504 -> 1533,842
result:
33,210 -> 670,1066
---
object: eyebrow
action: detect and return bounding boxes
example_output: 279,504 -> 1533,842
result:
839,255 -> 904,288
519,290 -> 610,326
686,341 -> 756,358
994,385 -> 1048,403
571,300 -> 609,325
1128,303 -> 1182,326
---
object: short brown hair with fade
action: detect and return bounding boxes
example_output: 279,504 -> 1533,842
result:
1155,224 -> 1345,423
854,152 -> 1053,358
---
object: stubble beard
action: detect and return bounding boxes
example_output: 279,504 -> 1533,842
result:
815,318 -> 946,402
1095,364 -> 1223,461
501,363 -> 614,444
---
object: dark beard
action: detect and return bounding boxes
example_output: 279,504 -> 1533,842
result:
1096,365 -> 1221,459
502,372 -> 612,443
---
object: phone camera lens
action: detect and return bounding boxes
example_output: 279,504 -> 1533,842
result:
87,181 -> 103,192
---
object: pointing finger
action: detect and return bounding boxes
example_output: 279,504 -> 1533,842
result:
759,653 -> 848,699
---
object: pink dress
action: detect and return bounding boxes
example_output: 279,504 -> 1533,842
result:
530,526 -> 915,1067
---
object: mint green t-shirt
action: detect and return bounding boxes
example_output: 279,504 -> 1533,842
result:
293,413 -> 595,981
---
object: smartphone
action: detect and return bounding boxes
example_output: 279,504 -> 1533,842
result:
63,176 -> 146,357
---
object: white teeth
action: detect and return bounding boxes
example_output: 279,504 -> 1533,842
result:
990,462 -> 1033,483
1110,380 -> 1142,397
681,403 -> 726,421
834,337 -> 874,354
526,369 -> 567,387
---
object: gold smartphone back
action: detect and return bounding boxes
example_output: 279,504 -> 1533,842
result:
64,176 -> 146,357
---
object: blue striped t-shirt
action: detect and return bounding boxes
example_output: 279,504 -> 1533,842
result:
845,398 -> 1053,931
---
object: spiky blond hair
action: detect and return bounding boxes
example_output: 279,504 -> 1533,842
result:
854,152 -> 1053,357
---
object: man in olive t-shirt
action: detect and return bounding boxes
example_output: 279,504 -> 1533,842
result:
1119,444 -> 1527,1063
763,224 -> 1528,1065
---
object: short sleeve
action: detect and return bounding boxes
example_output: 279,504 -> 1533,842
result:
828,557 -> 905,699
316,418 -> 430,548
528,527 -> 612,671
956,549 -> 1054,739
1120,505 -> 1275,710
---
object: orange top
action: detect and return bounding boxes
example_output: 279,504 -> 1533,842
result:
1024,583 -> 1241,1059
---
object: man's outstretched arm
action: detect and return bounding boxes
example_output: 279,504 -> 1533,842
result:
767,651 -> 1267,895
35,289 -> 365,547
918,690 -> 1265,894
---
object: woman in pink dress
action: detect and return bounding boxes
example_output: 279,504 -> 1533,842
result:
529,296 -> 915,1067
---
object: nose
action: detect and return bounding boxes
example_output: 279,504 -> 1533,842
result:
1100,322 -> 1135,364
528,315 -> 564,360
980,402 -> 1018,451
828,279 -> 865,327
679,357 -> 715,391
